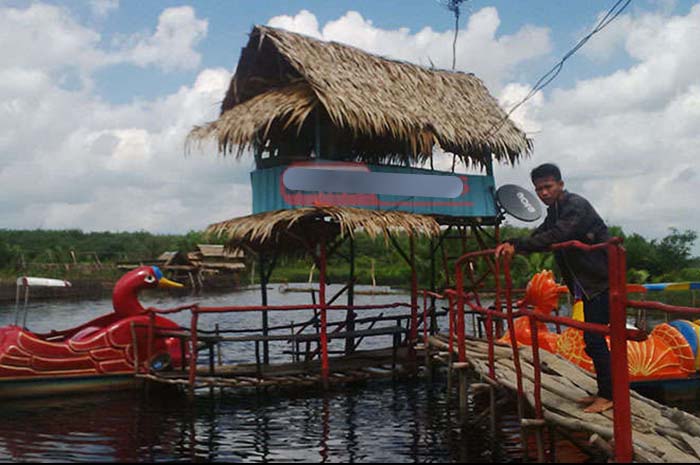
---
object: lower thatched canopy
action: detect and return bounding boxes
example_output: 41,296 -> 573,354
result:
206,206 -> 441,253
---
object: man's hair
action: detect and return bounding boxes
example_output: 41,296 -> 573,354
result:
530,163 -> 562,183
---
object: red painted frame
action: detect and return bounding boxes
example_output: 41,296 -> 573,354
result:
450,238 -> 637,462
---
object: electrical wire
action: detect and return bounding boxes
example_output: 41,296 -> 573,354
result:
487,0 -> 632,139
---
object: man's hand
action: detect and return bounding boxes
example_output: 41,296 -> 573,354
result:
495,242 -> 515,260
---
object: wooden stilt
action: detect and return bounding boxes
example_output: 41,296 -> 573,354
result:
446,360 -> 453,405
534,427 -> 546,463
319,240 -> 329,389
548,424 -> 556,463
258,253 -> 269,365
489,383 -> 496,437
458,369 -> 468,423
345,236 -> 356,355
409,234 -> 418,368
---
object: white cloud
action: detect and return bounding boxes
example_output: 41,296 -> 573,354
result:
577,13 -> 634,63
498,83 -> 543,135
0,3 -> 245,233
0,64 -> 250,233
267,9 -> 322,39
119,6 -> 208,71
0,3 -> 207,84
0,3 -> 106,78
89,0 -> 119,18
268,7 -> 552,91
549,5 -> 700,124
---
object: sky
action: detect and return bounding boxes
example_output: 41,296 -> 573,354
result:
2,0 -> 699,251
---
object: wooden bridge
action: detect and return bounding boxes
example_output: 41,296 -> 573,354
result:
428,334 -> 700,463
417,238 -> 700,463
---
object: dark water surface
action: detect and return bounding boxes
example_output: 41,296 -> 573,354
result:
0,376 -> 510,463
0,285 -> 517,463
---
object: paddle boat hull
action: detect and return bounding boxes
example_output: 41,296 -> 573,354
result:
0,373 -> 141,400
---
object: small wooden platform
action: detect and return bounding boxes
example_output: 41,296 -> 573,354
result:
139,346 -> 419,391
428,334 -> 700,463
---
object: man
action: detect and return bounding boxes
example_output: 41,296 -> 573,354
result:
495,163 -> 613,414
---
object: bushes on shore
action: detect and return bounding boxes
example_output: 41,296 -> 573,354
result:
1,226 -> 698,292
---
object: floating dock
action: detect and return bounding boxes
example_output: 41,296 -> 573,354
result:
139,346 -> 417,391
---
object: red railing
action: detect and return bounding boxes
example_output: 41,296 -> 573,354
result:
446,238 -> 643,463
144,301 -> 414,389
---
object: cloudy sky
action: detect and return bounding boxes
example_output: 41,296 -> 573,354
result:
1,0 -> 699,250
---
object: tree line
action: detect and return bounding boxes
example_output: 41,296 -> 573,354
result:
0,229 -> 217,279
0,227 -> 697,288
260,226 -> 700,289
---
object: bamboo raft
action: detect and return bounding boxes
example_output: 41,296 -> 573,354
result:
138,346 -> 418,391
429,333 -> 700,463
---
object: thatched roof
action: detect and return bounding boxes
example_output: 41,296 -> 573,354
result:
206,206 -> 441,252
190,25 -> 531,168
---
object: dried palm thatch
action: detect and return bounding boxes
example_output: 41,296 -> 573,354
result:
206,206 -> 441,252
188,81 -> 318,152
189,25 -> 531,168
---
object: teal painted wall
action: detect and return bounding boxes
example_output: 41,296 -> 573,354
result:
251,161 -> 497,219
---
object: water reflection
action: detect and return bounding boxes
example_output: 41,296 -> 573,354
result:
0,374 -> 517,463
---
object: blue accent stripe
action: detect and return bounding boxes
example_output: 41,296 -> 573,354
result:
644,283 -> 668,291
643,282 -> 700,291
670,320 -> 698,357
152,266 -> 164,281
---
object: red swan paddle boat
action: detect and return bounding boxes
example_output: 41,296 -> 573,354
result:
0,266 -> 186,399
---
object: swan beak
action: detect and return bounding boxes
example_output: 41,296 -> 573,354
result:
158,276 -> 184,289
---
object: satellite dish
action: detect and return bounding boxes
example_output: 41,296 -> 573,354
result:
496,184 -> 542,222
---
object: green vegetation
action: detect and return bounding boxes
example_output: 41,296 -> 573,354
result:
0,229 -> 219,281
1,226 -> 698,296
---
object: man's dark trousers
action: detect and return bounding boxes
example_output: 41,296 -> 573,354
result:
583,290 -> 612,400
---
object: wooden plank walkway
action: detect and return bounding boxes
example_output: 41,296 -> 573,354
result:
139,347 -> 418,391
429,334 -> 700,463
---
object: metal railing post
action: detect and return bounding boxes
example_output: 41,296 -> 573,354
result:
455,263 -> 466,363
609,243 -> 633,462
188,308 -> 199,399
319,240 -> 329,386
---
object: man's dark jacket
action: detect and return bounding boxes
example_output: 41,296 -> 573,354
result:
510,191 -> 610,298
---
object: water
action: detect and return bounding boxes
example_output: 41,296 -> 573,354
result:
8,285 -> 677,462
0,375 -> 515,463
0,285 -> 514,463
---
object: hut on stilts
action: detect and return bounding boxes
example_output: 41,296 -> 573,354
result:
186,23 -> 531,360
185,24 -> 531,378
